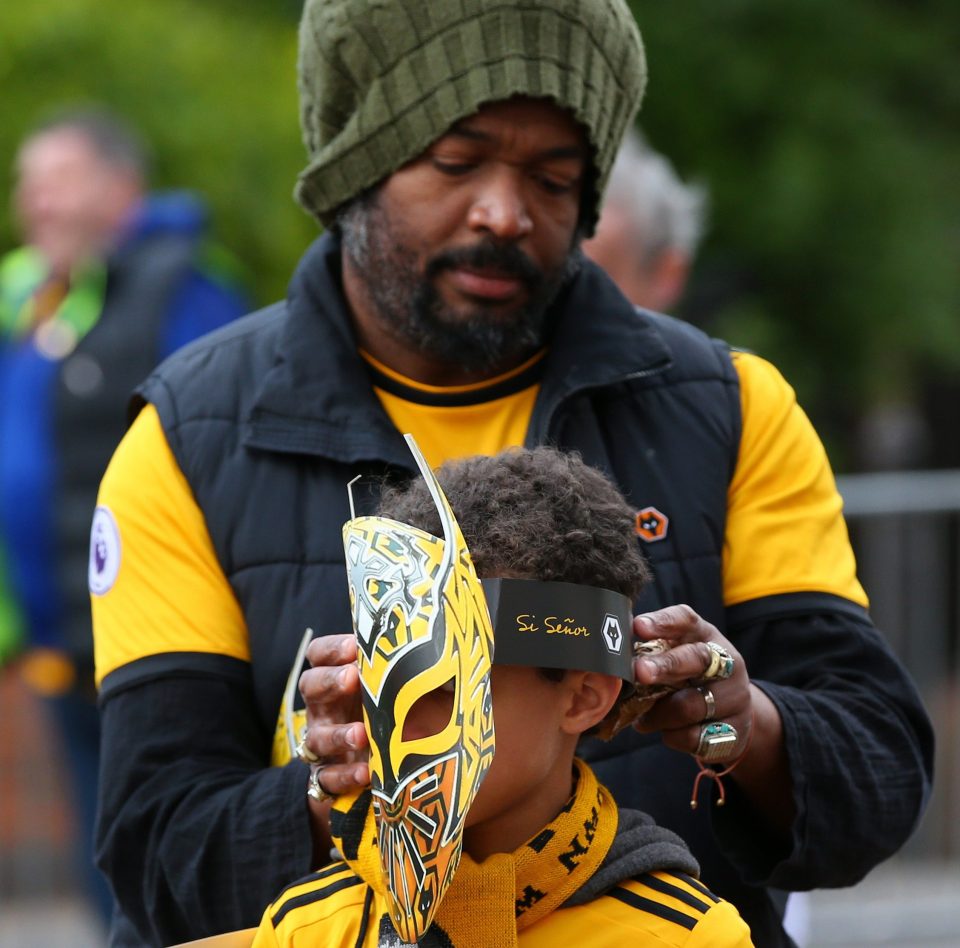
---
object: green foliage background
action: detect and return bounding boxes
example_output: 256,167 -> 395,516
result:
2,1 -> 958,469
0,0 -> 313,305
629,1 -> 960,467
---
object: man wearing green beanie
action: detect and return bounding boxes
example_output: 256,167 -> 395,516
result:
91,1 -> 933,946
294,0 -> 645,231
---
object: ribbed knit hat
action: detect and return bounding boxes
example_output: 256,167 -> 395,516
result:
295,0 -> 646,232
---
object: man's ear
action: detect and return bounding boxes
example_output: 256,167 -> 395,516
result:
560,672 -> 622,736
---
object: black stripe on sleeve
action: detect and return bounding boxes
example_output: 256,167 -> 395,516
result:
272,874 -> 363,928
667,872 -> 720,904
98,651 -> 251,704
608,887 -> 698,931
271,862 -> 355,905
634,873 -> 711,914
726,591 -> 869,630
354,887 -> 374,948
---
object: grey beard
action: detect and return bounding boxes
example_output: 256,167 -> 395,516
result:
339,193 -> 581,374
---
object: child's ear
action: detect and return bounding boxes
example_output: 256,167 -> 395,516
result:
560,672 -> 621,736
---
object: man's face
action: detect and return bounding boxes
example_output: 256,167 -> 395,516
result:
13,128 -> 140,277
341,97 -> 589,374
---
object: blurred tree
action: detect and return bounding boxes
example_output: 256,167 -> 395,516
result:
0,0 -> 316,305
629,0 -> 960,469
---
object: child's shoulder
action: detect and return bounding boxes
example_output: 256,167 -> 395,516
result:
598,870 -> 724,928
525,870 -> 753,947
256,862 -> 368,947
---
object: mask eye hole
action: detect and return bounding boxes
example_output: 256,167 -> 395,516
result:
402,678 -> 457,740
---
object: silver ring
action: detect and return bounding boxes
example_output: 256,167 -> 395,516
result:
697,685 -> 716,721
695,722 -> 738,762
307,764 -> 334,803
295,728 -> 321,764
702,641 -> 735,682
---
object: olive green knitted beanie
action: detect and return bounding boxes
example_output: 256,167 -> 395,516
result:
295,0 -> 646,232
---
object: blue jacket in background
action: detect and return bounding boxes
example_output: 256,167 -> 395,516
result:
0,191 -> 250,681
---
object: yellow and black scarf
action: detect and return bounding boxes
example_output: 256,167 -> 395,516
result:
330,759 -> 618,947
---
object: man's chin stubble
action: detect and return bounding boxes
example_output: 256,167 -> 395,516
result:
339,191 -> 582,373
401,280 -> 554,372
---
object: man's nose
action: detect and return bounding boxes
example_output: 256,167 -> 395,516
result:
466,169 -> 533,241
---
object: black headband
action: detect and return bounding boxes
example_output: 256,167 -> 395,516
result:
481,578 -> 634,681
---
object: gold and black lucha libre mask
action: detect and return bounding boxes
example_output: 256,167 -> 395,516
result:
342,436 -> 496,944
341,437 -> 637,943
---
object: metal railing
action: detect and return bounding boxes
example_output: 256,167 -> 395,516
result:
837,470 -> 960,859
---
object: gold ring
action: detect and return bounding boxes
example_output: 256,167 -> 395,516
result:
702,642 -> 735,681
697,685 -> 716,721
295,729 -> 321,764
307,764 -> 334,803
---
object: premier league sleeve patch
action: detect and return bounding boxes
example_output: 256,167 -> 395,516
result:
89,505 -> 122,596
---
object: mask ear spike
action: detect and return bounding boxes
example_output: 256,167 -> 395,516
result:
403,434 -> 454,546
346,474 -> 362,521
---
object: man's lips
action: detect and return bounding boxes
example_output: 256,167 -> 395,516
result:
447,266 -> 525,301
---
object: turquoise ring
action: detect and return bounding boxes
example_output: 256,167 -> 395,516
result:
703,641 -> 735,681
696,721 -> 738,762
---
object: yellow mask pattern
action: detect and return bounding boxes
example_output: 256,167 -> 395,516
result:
342,435 -> 495,944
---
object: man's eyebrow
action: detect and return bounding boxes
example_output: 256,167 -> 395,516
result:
446,125 -> 492,143
444,125 -> 586,162
536,145 -> 587,162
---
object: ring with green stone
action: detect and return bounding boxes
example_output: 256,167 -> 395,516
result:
695,721 -> 738,762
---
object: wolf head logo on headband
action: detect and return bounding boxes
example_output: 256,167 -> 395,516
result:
342,435 -> 495,944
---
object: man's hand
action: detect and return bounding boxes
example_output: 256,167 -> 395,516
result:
298,634 -> 370,794
297,634 -> 370,866
632,604 -> 793,827
632,604 -> 753,761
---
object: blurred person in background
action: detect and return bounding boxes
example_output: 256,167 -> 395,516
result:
583,128 -> 707,313
0,106 -> 250,927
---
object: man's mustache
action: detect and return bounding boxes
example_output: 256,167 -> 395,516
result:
425,240 -> 543,290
